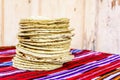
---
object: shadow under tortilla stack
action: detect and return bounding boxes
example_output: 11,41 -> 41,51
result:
12,16 -> 74,71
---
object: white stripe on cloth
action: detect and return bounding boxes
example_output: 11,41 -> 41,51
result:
0,70 -> 26,77
79,62 -> 120,80
103,72 -> 120,80
54,56 -> 120,80
34,55 -> 120,80
74,51 -> 100,59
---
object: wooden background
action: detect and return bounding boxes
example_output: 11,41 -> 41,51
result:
0,0 -> 120,54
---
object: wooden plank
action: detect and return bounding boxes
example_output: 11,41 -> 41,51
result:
96,0 -> 120,53
31,0 -> 39,16
39,0 -> 85,49
82,0 -> 98,50
0,0 -> 2,45
2,0 -> 120,54
0,0 -> 4,46
3,0 -> 31,46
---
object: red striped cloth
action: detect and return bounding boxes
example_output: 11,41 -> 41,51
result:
0,46 -> 120,80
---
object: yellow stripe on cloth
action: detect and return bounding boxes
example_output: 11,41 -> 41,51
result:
96,69 -> 120,80
113,75 -> 120,80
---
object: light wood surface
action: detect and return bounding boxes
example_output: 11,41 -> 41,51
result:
0,0 -> 2,45
0,0 -> 120,53
96,0 -> 120,53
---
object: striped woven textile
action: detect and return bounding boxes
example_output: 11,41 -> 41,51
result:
0,46 -> 120,80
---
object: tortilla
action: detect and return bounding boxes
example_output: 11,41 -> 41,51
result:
13,17 -> 74,71
18,43 -> 70,51
16,50 -> 72,58
19,18 -> 69,25
15,52 -> 74,64
12,57 -> 62,70
16,44 -> 70,54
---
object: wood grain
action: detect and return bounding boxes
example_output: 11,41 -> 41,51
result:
31,0 -> 39,16
96,0 -> 120,53
0,0 -> 1,45
0,0 -> 120,53
82,0 -> 97,50
3,0 -> 31,46
0,0 -> 4,46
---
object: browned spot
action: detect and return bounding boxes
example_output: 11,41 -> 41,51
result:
28,0 -> 31,4
118,0 -> 120,5
111,0 -> 116,9
74,8 -> 76,11
100,0 -> 103,3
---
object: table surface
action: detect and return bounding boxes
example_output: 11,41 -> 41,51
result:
0,46 -> 120,80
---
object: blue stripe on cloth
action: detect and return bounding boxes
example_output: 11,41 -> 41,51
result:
0,61 -> 12,67
70,49 -> 81,54
34,55 -> 120,80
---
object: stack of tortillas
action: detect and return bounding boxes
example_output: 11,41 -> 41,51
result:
12,16 -> 74,71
